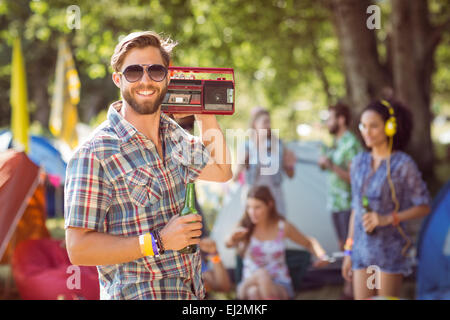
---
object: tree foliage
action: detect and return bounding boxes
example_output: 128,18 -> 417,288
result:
0,0 -> 448,145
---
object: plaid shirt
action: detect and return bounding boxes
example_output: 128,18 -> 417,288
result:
64,101 -> 210,300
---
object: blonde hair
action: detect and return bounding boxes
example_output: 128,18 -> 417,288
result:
110,31 -> 177,72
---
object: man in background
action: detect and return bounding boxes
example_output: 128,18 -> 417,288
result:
318,102 -> 362,298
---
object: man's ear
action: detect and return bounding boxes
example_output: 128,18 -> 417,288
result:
112,72 -> 121,88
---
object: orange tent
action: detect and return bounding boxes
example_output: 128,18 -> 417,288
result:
0,150 -> 50,264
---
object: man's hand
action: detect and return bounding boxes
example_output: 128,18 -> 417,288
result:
159,214 -> 203,251
171,113 -> 193,120
318,156 -> 332,170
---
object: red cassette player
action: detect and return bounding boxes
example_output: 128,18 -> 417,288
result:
162,67 -> 235,115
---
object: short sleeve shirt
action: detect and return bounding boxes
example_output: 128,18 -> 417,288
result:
64,101 -> 210,299
349,151 -> 431,275
327,131 -> 362,212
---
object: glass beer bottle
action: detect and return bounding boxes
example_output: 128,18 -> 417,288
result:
362,195 -> 376,235
178,182 -> 198,254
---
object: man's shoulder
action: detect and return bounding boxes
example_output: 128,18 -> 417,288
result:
338,130 -> 362,152
342,130 -> 360,144
70,120 -> 121,162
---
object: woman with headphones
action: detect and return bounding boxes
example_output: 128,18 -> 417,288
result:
341,99 -> 431,300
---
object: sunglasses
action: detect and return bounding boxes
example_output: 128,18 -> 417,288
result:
118,64 -> 168,83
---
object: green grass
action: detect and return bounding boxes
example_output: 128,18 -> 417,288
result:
46,218 -> 66,240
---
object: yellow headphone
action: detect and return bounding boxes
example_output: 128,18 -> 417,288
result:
380,99 -> 411,256
380,99 -> 397,137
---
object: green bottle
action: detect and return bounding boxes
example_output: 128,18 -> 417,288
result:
178,182 -> 198,254
362,196 -> 370,212
362,196 -> 376,235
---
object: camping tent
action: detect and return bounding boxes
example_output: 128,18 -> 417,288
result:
0,150 -> 50,264
0,130 -> 67,185
0,131 -> 66,218
0,150 -> 99,300
210,141 -> 339,269
417,179 -> 450,300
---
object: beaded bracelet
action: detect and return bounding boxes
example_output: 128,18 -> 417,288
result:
155,230 -> 165,255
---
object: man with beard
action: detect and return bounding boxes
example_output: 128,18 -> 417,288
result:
64,31 -> 232,299
318,103 -> 361,298
318,103 -> 362,249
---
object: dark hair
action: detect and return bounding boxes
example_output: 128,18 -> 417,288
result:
246,108 -> 276,163
329,102 -> 351,127
250,108 -> 271,130
237,185 -> 283,256
360,99 -> 413,151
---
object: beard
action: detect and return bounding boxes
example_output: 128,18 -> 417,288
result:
328,122 -> 339,135
122,83 -> 168,115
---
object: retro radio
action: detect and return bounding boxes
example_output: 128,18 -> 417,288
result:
162,67 -> 235,115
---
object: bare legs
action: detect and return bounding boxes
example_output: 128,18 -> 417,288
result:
352,268 -> 403,300
352,269 -> 376,300
378,272 -> 403,298
238,268 -> 289,300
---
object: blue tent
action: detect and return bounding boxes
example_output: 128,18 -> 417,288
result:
0,130 -> 66,183
417,179 -> 450,300
0,130 -> 67,218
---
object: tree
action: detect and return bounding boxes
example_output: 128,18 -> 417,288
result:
327,0 -> 450,176
1,0 -> 448,178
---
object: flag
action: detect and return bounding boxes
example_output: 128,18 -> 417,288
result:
49,37 -> 80,149
10,37 -> 29,153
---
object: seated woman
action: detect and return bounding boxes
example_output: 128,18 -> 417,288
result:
226,185 -> 329,300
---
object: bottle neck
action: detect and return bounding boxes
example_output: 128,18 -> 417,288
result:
362,196 -> 370,210
185,183 -> 195,209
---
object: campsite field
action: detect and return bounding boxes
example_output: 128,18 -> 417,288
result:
0,264 -> 417,300
0,218 -> 417,300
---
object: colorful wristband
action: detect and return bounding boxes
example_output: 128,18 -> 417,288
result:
151,232 -> 159,256
208,254 -> 221,264
344,250 -> 352,256
139,233 -> 155,257
344,238 -> 353,251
